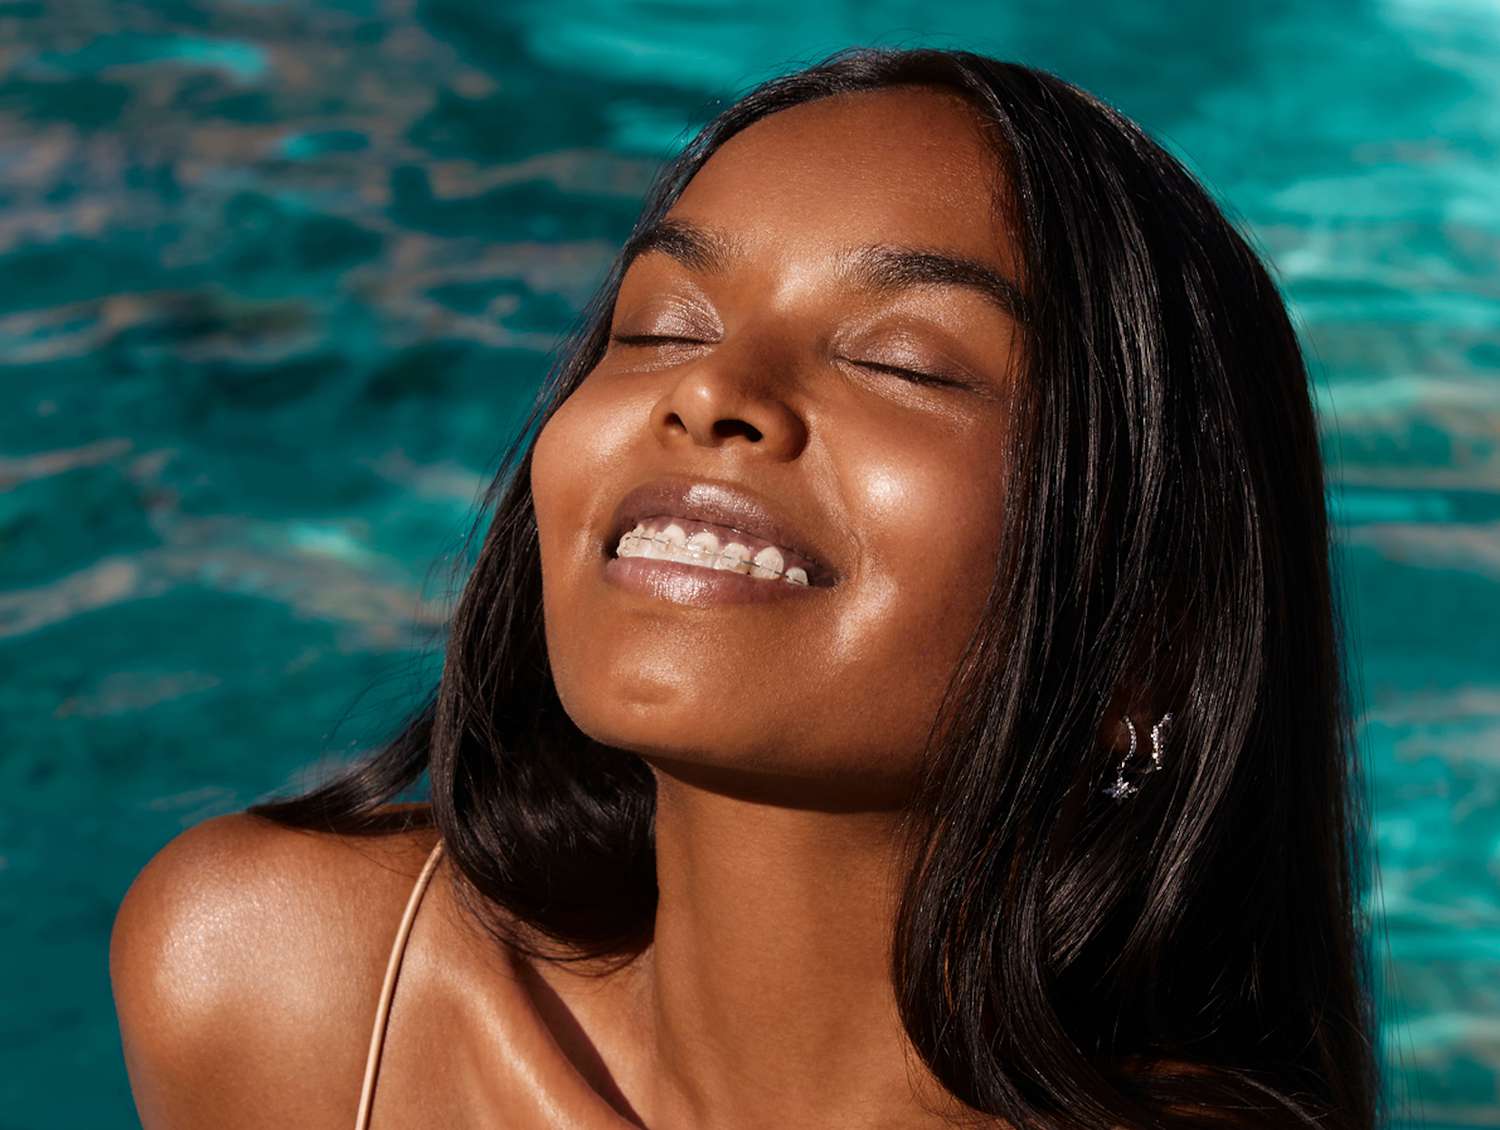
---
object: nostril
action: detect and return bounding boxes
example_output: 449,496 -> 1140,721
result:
712,419 -> 762,441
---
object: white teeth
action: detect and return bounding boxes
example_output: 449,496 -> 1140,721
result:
715,542 -> 752,574
612,522 -> 813,585
615,524 -> 645,556
750,545 -> 784,580
685,530 -> 720,560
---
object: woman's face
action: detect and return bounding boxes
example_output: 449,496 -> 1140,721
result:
531,86 -> 1024,808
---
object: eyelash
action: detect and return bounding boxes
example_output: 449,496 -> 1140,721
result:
608,332 -> 963,389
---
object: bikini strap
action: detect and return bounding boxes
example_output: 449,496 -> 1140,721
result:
354,838 -> 445,1130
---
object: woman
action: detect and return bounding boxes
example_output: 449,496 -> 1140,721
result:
110,46 -> 1382,1129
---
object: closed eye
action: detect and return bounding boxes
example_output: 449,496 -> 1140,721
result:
610,332 -> 711,346
843,357 -> 967,389
610,333 -> 967,390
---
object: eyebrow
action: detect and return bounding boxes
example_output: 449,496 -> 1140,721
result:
619,216 -> 1027,324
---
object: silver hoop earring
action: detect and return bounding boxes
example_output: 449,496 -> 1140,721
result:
1102,711 -> 1175,800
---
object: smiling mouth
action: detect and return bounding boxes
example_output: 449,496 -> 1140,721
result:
612,514 -> 821,586
602,475 -> 841,596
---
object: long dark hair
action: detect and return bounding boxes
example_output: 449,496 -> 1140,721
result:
252,46 -> 1381,1130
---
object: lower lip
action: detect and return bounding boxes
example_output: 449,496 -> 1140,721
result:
602,555 -> 826,606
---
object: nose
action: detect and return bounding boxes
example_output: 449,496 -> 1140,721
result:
650,353 -> 808,461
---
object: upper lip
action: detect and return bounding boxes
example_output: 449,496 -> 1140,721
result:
606,475 -> 841,586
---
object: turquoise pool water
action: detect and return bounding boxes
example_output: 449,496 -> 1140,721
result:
2,2 -> 1496,1125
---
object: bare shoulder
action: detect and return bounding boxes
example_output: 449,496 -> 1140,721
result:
110,808 -> 440,1129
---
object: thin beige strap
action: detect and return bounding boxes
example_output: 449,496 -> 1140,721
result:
355,838 -> 445,1130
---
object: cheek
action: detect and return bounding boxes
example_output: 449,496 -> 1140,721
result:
530,412 -> 575,603
530,377 -> 659,731
887,446 -> 1006,623
820,416 -> 1008,724
531,377 -> 635,568
533,381 -> 600,518
531,393 -> 598,736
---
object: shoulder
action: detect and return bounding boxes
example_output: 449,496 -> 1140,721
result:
110,808 -> 441,1129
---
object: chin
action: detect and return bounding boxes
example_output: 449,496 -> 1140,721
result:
557,677 -> 919,812
553,629 -> 758,736
558,665 -> 767,759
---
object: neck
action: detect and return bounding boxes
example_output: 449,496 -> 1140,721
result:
626,768 -> 965,1129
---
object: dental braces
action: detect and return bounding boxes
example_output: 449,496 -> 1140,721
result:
617,527 -> 808,583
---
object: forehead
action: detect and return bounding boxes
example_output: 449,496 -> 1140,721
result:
668,86 -> 1018,280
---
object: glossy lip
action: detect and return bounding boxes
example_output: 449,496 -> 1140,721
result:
604,476 -> 841,587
